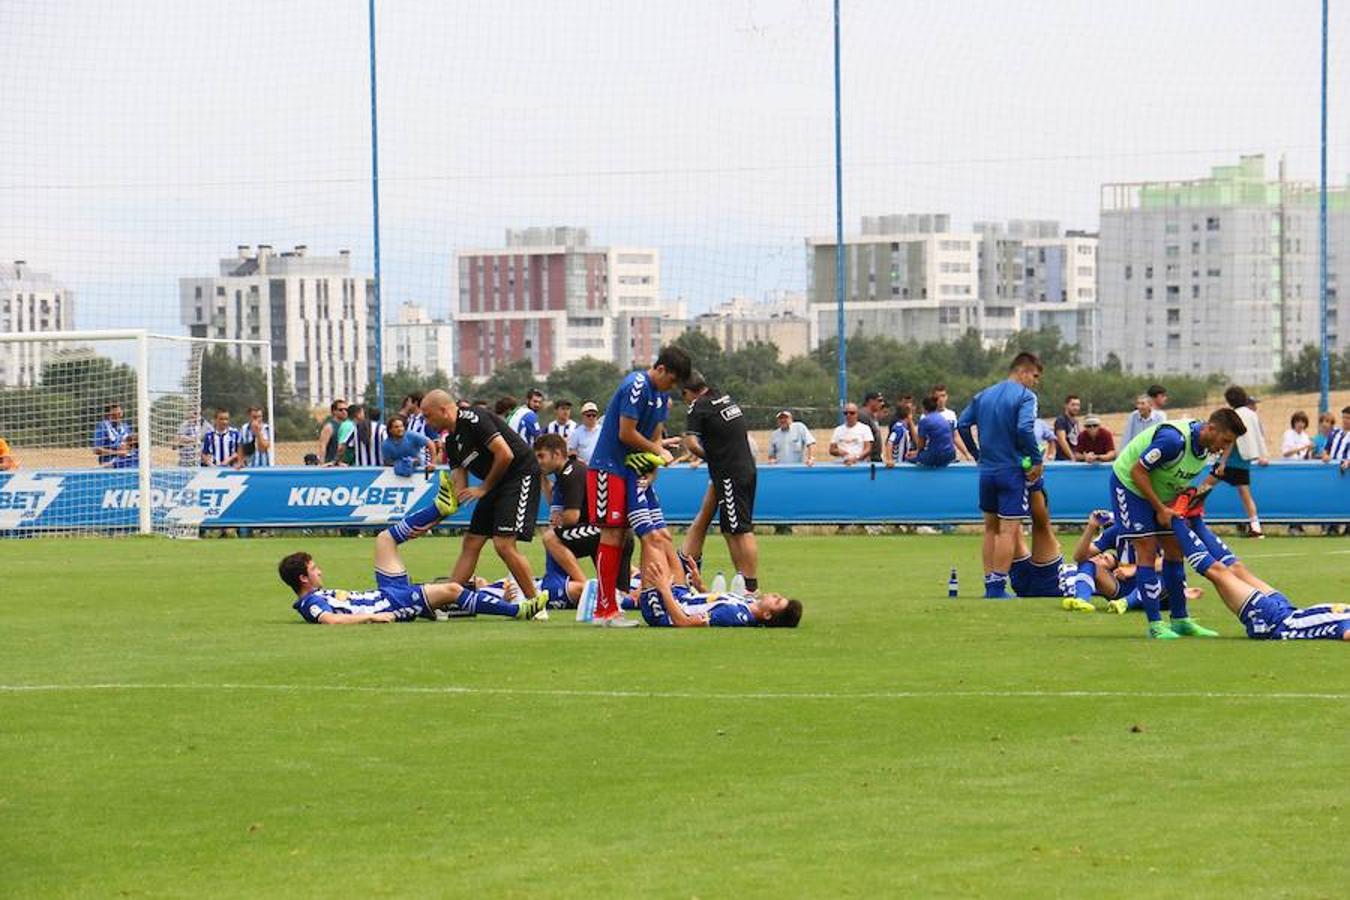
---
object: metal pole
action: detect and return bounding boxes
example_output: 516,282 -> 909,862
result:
135,332 -> 153,536
833,0 -> 847,421
1319,0 -> 1330,415
264,342 -> 276,456
368,0 -> 385,415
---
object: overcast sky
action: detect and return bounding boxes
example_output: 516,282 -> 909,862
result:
1,0 -> 1347,332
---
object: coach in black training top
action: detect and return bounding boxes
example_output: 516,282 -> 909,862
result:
421,389 -> 543,598
682,372 -> 760,592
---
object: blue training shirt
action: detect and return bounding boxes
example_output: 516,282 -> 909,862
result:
917,411 -> 954,457
588,370 -> 670,475
382,431 -> 430,465
956,380 -> 1041,472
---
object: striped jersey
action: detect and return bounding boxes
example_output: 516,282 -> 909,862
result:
240,422 -> 274,467
888,420 -> 912,461
546,419 -> 576,441
201,427 -> 242,466
352,422 -> 386,466
1327,427 -> 1350,461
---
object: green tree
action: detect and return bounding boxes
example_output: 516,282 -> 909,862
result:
363,367 -> 452,411
545,356 -> 624,409
475,358 -> 536,405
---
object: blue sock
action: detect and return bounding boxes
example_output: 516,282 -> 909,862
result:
387,504 -> 443,544
984,571 -> 1009,598
1073,561 -> 1097,602
620,596 -> 638,610
1124,587 -> 1143,610
1135,565 -> 1163,622
1162,559 -> 1189,620
455,588 -> 518,618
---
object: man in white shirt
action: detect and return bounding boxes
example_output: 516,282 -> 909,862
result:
767,410 -> 815,465
829,404 -> 873,465
566,400 -> 602,463
1122,393 -> 1166,444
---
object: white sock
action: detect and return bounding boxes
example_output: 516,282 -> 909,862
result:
1250,517 -> 1262,532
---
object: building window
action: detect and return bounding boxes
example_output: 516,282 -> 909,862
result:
1145,287 -> 1154,300
1206,216 -> 1221,231
1167,309 -> 1181,325
1124,265 -> 1132,280
1145,266 -> 1153,279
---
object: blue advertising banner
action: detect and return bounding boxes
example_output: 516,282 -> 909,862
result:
0,461 -> 1346,530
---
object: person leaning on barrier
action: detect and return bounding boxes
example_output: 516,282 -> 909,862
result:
93,401 -> 138,469
316,399 -> 348,465
767,410 -> 815,466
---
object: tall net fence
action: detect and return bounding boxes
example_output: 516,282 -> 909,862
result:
3,1 -> 1350,451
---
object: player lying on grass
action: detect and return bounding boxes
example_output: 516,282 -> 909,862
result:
1066,510 -> 1202,614
1009,475 -> 1070,601
634,551 -> 801,628
1169,511 -> 1349,641
278,530 -> 547,624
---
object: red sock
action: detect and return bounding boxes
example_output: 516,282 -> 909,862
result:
596,540 -> 621,619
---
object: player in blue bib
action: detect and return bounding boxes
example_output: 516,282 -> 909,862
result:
278,530 -> 547,625
638,584 -> 802,628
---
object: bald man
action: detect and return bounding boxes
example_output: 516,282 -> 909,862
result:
419,389 -> 544,600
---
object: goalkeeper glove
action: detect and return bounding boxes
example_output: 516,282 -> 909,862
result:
624,451 -> 666,475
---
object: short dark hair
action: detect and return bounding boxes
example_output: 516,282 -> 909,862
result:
1291,410 -> 1309,429
526,388 -> 544,401
1223,385 -> 1249,409
682,370 -> 708,394
1147,384 -> 1167,398
1064,394 -> 1079,405
654,345 -> 693,383
533,433 -> 568,455
330,398 -> 347,413
895,401 -> 913,421
277,552 -> 313,592
554,399 -> 572,409
764,598 -> 803,628
495,396 -> 516,416
247,405 -> 262,415
1208,407 -> 1247,437
1009,352 -> 1043,373
104,401 -> 121,414
348,403 -> 366,419
921,396 -> 938,413
402,392 -> 424,407
1342,405 -> 1350,415
214,407 -> 230,418
303,453 -> 320,465
387,413 -> 407,428
930,384 -> 947,393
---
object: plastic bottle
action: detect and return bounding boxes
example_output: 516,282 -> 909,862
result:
947,567 -> 959,598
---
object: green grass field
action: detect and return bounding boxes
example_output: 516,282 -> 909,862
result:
3,533 -> 1348,898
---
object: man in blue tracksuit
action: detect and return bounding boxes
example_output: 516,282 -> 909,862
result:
957,352 -> 1044,598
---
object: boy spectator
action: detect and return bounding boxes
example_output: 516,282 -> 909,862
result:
914,396 -> 956,467
1313,411 -> 1337,458
930,384 -> 971,460
1147,384 -> 1169,419
568,401 -> 602,463
0,434 -> 16,470
381,414 -> 433,475
1054,395 -> 1081,461
546,399 -> 575,441
768,410 -> 815,466
94,402 -> 138,469
1281,411 -> 1313,460
240,406 -> 273,467
348,404 -> 384,466
1323,405 -> 1350,472
316,399 -> 348,464
884,402 -> 914,467
175,410 -> 204,467
1074,415 -> 1116,463
201,408 -> 242,468
829,404 -> 873,465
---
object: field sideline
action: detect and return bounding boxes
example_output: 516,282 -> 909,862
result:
3,533 -> 1348,897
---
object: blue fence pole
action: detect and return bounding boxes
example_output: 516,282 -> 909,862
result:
368,0 -> 385,415
833,0 -> 847,421
1320,0 -> 1330,415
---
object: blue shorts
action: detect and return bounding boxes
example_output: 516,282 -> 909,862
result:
979,467 -> 1029,519
638,583 -> 691,628
915,447 -> 955,468
1240,591 -> 1350,640
1010,555 -> 1068,598
540,570 -> 571,609
1109,473 -> 1167,537
373,570 -> 430,616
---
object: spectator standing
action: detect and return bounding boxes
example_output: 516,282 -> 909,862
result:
546,399 -> 575,441
200,409 -> 243,468
930,384 -> 972,460
1208,385 -> 1269,538
857,392 -> 885,462
768,410 -> 815,465
509,389 -> 544,444
0,434 -> 16,470
914,396 -> 956,467
1122,393 -> 1167,444
829,404 -> 874,465
1034,418 -> 1057,461
381,414 -> 433,476
348,405 -> 384,466
884,402 -> 914,467
1074,415 -> 1116,463
1281,411 -> 1313,460
316,399 -> 348,465
1053,395 -> 1081,461
93,402 -> 139,469
567,401 -> 602,463
239,406 -> 273,467
1147,384 -> 1169,420
1313,411 -> 1336,457
1322,406 -> 1350,471
175,410 -> 204,467
956,352 -> 1044,598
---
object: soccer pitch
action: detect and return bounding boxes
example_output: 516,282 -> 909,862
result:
3,534 -> 1347,897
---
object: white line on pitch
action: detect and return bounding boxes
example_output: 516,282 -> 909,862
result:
0,684 -> 1346,701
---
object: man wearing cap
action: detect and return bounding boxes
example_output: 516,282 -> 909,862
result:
1074,415 -> 1116,463
858,392 -> 886,463
767,410 -> 815,466
567,401 -> 602,464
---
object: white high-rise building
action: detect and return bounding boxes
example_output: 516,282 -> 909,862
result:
384,302 -> 453,377
0,261 -> 75,387
180,245 -> 374,408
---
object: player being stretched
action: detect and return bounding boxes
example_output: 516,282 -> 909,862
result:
1106,408 -> 1244,639
587,345 -> 692,627
1066,510 -> 1202,614
1009,474 -> 1070,601
278,529 -> 547,624
634,553 -> 801,628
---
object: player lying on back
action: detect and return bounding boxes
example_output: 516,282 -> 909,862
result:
1066,510 -> 1201,614
1170,513 -> 1349,641
278,529 -> 547,624
633,548 -> 801,627
1009,474 -> 1070,601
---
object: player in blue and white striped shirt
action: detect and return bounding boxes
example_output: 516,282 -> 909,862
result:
1322,405 -> 1350,472
200,409 -> 242,468
884,401 -> 915,466
545,399 -> 576,442
239,406 -> 273,467
509,389 -> 544,444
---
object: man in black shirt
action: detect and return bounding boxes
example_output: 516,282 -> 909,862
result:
858,391 -> 885,463
682,372 -> 759,593
421,389 -> 543,599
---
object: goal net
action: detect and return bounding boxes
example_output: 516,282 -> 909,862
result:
0,330 -> 271,537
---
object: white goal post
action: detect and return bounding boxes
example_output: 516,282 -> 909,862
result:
0,329 -> 274,536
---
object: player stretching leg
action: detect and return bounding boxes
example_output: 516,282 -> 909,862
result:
634,544 -> 802,628
1170,517 -> 1350,641
278,530 -> 546,624
957,352 -> 1045,599
586,346 -> 692,627
1108,409 -> 1244,638
1010,477 -> 1071,601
